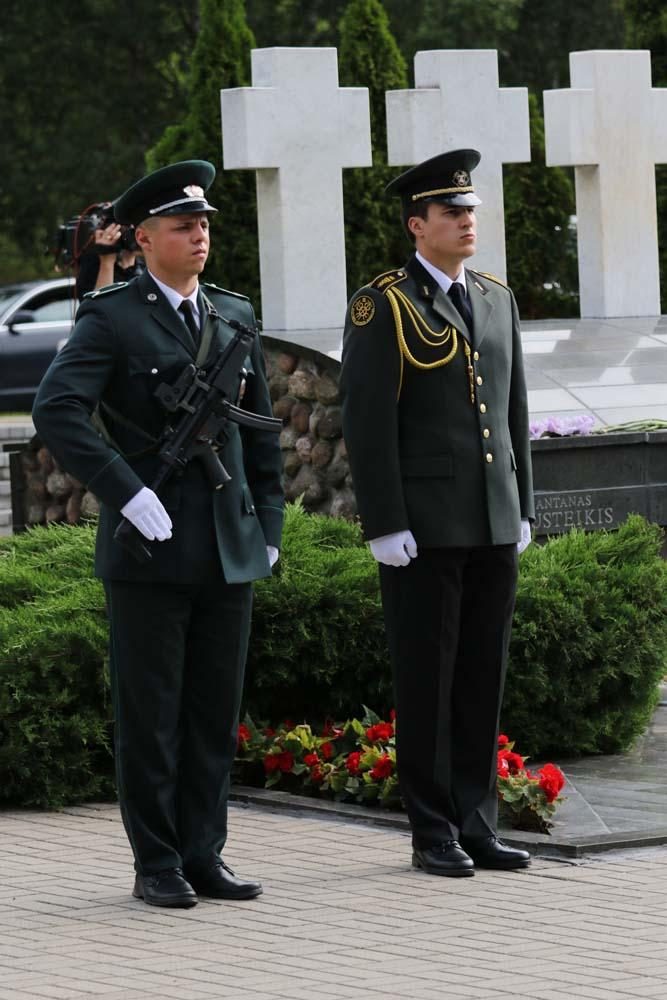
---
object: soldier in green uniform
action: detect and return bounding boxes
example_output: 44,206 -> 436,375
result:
340,149 -> 534,877
33,161 -> 284,907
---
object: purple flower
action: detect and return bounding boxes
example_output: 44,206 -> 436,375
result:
530,414 -> 595,439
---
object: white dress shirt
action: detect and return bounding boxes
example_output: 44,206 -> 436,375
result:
415,251 -> 467,297
148,269 -> 201,326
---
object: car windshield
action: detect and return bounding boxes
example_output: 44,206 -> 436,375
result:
0,287 -> 26,312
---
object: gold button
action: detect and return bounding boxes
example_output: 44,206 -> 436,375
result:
476,375 -> 483,386
483,428 -> 490,439
473,351 -> 479,361
486,452 -> 493,463
479,403 -> 487,413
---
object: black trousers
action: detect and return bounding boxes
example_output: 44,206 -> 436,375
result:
379,545 -> 518,848
104,575 -> 253,875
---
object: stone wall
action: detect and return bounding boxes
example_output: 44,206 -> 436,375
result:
15,338 -> 355,529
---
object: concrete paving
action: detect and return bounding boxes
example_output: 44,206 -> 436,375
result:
3,800 -> 667,1000
2,690 -> 667,1000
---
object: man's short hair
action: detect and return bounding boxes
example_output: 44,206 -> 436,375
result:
401,199 -> 431,243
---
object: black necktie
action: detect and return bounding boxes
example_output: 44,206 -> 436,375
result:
179,299 -> 200,348
448,281 -> 473,334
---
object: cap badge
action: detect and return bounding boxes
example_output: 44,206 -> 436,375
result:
184,184 -> 204,198
350,294 -> 375,327
453,170 -> 470,187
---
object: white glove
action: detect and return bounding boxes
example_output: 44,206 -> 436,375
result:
120,487 -> 172,542
369,530 -> 418,567
267,545 -> 279,568
517,519 -> 532,554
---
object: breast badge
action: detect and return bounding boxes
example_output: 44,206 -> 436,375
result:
350,294 -> 375,327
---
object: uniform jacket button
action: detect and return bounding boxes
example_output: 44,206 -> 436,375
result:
486,452 -> 493,463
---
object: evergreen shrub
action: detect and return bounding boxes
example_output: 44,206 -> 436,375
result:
0,525 -> 112,807
1,512 -> 665,808
506,515 -> 667,756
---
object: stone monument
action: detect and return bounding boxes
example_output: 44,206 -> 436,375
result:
220,47 -> 372,332
544,50 -> 667,318
385,50 -> 530,280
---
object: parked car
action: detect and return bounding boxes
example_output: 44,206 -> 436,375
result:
0,277 -> 77,411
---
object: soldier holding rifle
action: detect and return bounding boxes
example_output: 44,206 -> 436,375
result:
34,160 -> 284,908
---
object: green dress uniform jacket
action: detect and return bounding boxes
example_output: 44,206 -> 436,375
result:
341,253 -> 533,847
340,255 -> 534,547
33,270 -> 284,583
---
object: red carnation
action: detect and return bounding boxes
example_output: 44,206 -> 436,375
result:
310,764 -> 324,783
263,750 -> 294,774
321,741 -> 335,760
346,751 -> 362,775
498,733 -> 509,746
283,719 -> 295,730
370,753 -> 393,780
538,764 -> 565,803
497,754 -> 510,777
366,722 -> 394,743
322,719 -> 335,736
303,753 -> 319,767
264,753 -> 281,773
237,723 -> 251,746
389,709 -> 397,722
498,749 -> 524,775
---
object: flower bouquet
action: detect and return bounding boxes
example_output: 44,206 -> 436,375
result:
237,707 -> 400,806
496,734 -> 566,832
236,712 -> 566,831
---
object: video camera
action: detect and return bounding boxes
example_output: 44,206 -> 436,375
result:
51,201 -> 138,269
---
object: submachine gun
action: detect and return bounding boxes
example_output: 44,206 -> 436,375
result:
114,317 -> 282,563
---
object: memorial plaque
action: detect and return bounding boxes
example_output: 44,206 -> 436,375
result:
531,432 -> 667,537
533,486 -> 646,536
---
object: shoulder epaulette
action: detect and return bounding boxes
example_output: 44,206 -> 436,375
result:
201,282 -> 249,301
369,268 -> 408,294
470,269 -> 508,289
85,281 -> 129,299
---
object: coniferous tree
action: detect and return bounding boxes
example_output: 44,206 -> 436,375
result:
246,0 -> 346,47
0,0 -> 195,282
146,0 -> 261,307
338,0 -> 408,296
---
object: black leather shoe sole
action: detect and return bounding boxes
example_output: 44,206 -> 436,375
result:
468,854 -> 531,870
412,852 -> 475,877
188,879 -> 263,900
132,879 -> 198,908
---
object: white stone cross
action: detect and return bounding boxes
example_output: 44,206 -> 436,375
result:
220,47 -> 372,331
385,50 -> 530,280
544,50 -> 667,318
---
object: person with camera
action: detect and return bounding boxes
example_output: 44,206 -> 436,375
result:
33,160 -> 284,908
74,210 -> 144,300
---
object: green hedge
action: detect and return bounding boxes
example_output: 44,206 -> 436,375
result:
0,524 -> 113,807
1,510 -> 666,807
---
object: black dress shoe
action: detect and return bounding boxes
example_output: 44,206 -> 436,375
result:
460,835 -> 531,870
132,868 -> 198,908
186,860 -> 263,900
412,840 -> 475,877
